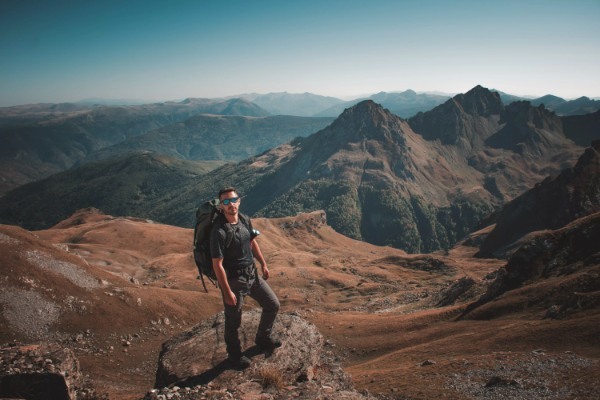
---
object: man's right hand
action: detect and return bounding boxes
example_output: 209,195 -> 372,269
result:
224,290 -> 237,306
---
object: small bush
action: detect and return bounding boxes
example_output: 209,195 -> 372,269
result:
256,365 -> 284,390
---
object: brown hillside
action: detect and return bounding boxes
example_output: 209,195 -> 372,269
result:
1,208 -> 598,399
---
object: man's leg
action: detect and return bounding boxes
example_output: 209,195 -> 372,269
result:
223,300 -> 242,356
249,276 -> 280,348
223,279 -> 250,367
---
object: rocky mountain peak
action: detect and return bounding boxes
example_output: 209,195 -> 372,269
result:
338,99 -> 391,122
327,100 -> 407,144
452,85 -> 504,116
500,101 -> 560,130
408,85 -> 504,147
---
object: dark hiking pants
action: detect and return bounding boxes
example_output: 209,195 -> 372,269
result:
223,273 -> 280,357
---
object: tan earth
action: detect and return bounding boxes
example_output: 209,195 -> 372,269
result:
1,208 -> 598,399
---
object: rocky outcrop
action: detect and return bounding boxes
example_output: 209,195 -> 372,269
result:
462,212 -> 600,319
149,310 -> 365,399
0,343 -> 97,400
436,276 -> 477,307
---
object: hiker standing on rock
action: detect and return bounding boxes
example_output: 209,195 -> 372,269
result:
210,187 -> 281,369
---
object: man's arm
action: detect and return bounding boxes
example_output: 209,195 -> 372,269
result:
251,239 -> 269,280
212,258 -> 237,306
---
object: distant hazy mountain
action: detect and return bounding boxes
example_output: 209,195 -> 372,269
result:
313,90 -> 450,118
0,153 -> 220,229
527,94 -> 600,116
190,97 -> 271,117
0,102 -> 98,127
0,98 -> 271,194
238,92 -> 344,117
552,96 -> 600,116
493,90 -> 526,106
496,92 -> 600,116
82,114 -> 335,164
76,98 -> 156,106
529,94 -> 566,109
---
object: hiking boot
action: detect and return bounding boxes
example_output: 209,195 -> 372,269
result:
228,354 -> 251,370
255,337 -> 282,351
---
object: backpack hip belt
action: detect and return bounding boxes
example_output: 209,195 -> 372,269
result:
227,263 -> 257,280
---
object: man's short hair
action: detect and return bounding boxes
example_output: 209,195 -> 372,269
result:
218,187 -> 237,199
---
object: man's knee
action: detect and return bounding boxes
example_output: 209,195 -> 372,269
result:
265,295 -> 280,314
272,296 -> 280,312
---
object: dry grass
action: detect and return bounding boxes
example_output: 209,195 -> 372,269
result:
255,364 -> 285,390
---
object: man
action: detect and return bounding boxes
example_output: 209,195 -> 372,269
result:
210,187 -> 281,369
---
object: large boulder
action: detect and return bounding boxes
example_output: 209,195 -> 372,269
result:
0,343 -> 96,400
150,310 -> 365,399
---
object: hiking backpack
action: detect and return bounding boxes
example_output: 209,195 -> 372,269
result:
192,199 -> 252,292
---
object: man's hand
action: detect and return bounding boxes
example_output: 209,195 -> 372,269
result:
261,263 -> 270,280
224,289 -> 237,306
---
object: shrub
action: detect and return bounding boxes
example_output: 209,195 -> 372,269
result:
255,364 -> 284,390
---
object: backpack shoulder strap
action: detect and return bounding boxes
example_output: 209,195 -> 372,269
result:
222,214 -> 252,248
238,213 -> 251,230
224,223 -> 235,248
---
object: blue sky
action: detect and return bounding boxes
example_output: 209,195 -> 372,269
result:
1,0 -> 599,107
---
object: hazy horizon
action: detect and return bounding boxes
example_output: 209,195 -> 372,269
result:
1,0 -> 599,107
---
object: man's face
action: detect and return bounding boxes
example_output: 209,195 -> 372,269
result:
220,191 -> 240,215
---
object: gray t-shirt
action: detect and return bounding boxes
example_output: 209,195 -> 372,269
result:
210,214 -> 257,273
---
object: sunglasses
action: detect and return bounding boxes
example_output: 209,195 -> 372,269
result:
221,197 -> 240,205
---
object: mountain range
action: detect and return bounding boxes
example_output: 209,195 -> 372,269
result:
0,98 -> 330,194
0,98 -> 260,193
2,85 -> 597,255
1,87 -> 597,195
1,85 -> 600,399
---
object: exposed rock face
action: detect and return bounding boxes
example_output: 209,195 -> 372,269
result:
0,343 -> 96,400
408,85 -> 504,150
478,141 -> 600,258
463,212 -> 600,319
151,310 -> 365,399
486,101 -> 568,157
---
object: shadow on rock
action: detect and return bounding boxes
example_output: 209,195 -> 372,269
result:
149,310 -> 365,399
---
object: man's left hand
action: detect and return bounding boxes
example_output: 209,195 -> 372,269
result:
261,264 -> 270,280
